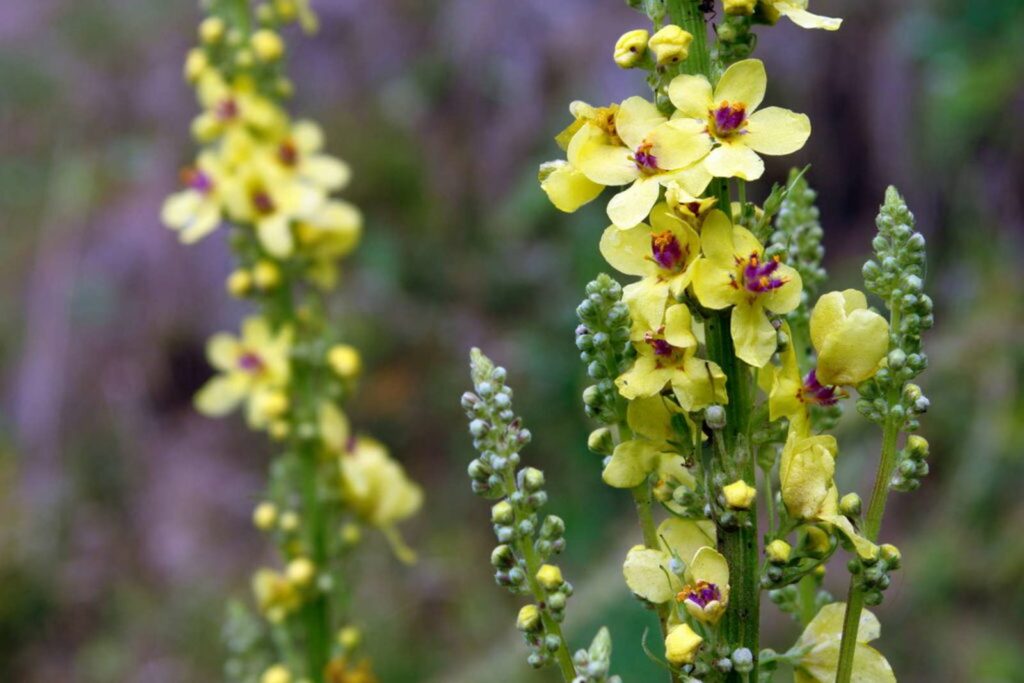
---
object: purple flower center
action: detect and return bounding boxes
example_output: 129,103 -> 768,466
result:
238,352 -> 264,373
251,190 -> 276,215
216,98 -> 239,121
181,167 -> 214,194
647,337 -> 674,357
633,142 -> 659,173
651,230 -> 686,271
278,141 -> 299,167
712,102 -> 747,136
800,369 -> 843,405
680,581 -> 722,609
741,253 -> 787,293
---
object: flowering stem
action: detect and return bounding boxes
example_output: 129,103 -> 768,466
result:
705,312 -> 759,682
835,307 -> 903,683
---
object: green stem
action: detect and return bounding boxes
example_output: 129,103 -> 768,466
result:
796,575 -> 818,627
835,307 -> 903,683
505,472 -> 577,682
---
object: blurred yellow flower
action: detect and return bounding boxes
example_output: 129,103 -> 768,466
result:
691,210 -> 802,367
668,59 -> 810,180
194,316 -> 293,430
162,151 -> 228,243
253,568 -> 301,623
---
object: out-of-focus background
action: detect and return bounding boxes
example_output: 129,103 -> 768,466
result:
1,0 -> 1022,681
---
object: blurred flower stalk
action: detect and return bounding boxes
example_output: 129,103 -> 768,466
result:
467,0 -> 933,681
163,1 -> 422,682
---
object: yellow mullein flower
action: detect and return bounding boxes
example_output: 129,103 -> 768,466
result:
622,517 -> 717,604
691,209 -> 803,367
779,426 -> 878,559
768,322 -> 844,435
668,59 -> 810,181
792,603 -> 895,682
599,202 -> 701,328
192,72 -> 284,142
810,290 -> 890,386
760,0 -> 842,31
615,304 -> 728,411
162,151 -> 228,243
569,96 -> 712,228
225,164 -> 323,257
665,623 -> 703,666
675,545 -> 730,624
602,395 -> 695,489
261,664 -> 292,683
320,405 -> 423,563
253,568 -> 302,623
664,180 -> 717,225
194,316 -> 293,429
267,120 -> 352,194
538,159 -> 603,213
296,199 -> 364,289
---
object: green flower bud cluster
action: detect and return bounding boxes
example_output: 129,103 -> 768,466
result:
846,544 -> 901,607
714,15 -> 756,67
857,187 -> 933,430
760,530 -> 834,590
890,435 -> 930,492
223,601 -> 273,683
576,274 -> 633,425
769,168 -> 827,318
572,627 -> 621,683
465,349 -> 576,674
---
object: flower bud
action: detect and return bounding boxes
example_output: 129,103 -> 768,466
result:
648,25 -> 693,65
839,492 -> 862,517
613,29 -> 649,68
731,648 -> 754,674
184,48 -> 209,82
587,427 -> 615,455
340,523 -> 361,546
880,543 -> 902,568
516,604 -> 543,633
226,269 -> 254,297
536,564 -> 564,591
765,539 -> 792,564
705,404 -> 727,430
491,544 -> 516,569
199,17 -> 226,43
520,467 -> 545,493
253,501 -> 278,531
722,479 -> 756,509
724,0 -> 757,15
286,557 -> 316,586
337,625 -> 361,650
906,435 -> 929,459
261,665 -> 292,683
279,510 -> 300,532
491,500 -> 514,525
327,344 -> 362,379
252,29 -> 285,61
665,623 -> 703,665
253,260 -> 282,290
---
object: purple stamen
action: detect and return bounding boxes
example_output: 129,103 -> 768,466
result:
800,369 -> 842,406
713,102 -> 746,136
646,336 -> 674,357
238,352 -> 264,373
651,231 -> 685,271
682,581 -> 722,608
252,191 -> 276,215
742,253 -> 786,293
633,147 -> 659,172
216,98 -> 239,121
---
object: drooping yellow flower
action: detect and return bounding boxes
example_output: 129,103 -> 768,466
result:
321,404 -> 423,563
767,322 -> 845,435
194,316 -> 293,429
622,517 -> 717,605
162,151 -> 231,243
691,210 -> 802,367
615,304 -> 728,412
668,59 -> 810,181
569,96 -> 712,228
760,0 -> 842,31
810,290 -> 890,386
665,623 -> 703,666
792,603 -> 895,682
599,203 -> 701,328
601,395 -> 695,489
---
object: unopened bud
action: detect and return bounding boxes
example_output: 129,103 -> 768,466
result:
587,427 -> 615,455
491,500 -> 514,525
337,625 -> 361,650
724,0 -> 757,15
536,564 -> 564,591
648,25 -> 692,66
251,29 -> 285,61
286,557 -> 316,586
613,29 -> 649,68
253,502 -> 278,531
705,405 -> 727,430
516,604 -> 543,633
722,479 -> 756,509
521,467 -> 545,493
226,269 -> 253,297
839,492 -> 862,517
199,17 -> 225,43
327,344 -> 362,379
253,260 -> 282,290
766,539 -> 792,564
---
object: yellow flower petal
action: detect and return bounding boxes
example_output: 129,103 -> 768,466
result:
817,309 -> 890,386
762,262 -> 803,315
689,546 -> 729,594
194,374 -> 249,416
257,214 -> 295,257
744,106 -> 811,156
603,440 -> 663,488
668,74 -> 714,119
540,160 -> 604,213
810,289 -> 866,350
304,154 -> 351,190
697,209 -> 735,262
207,333 -> 241,371
713,59 -> 766,113
657,517 -> 716,558
622,546 -> 678,603
616,96 -> 667,150
608,177 -> 661,229
820,514 -> 879,561
570,124 -> 638,186
776,2 -> 843,31
623,278 -> 672,333
672,356 -> 728,411
651,118 -> 713,170
691,258 -> 738,310
616,353 -> 675,399
626,395 -> 677,442
731,301 -> 777,367
704,141 -> 765,180
665,623 -> 703,665
599,222 -> 655,276
663,304 -> 697,349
